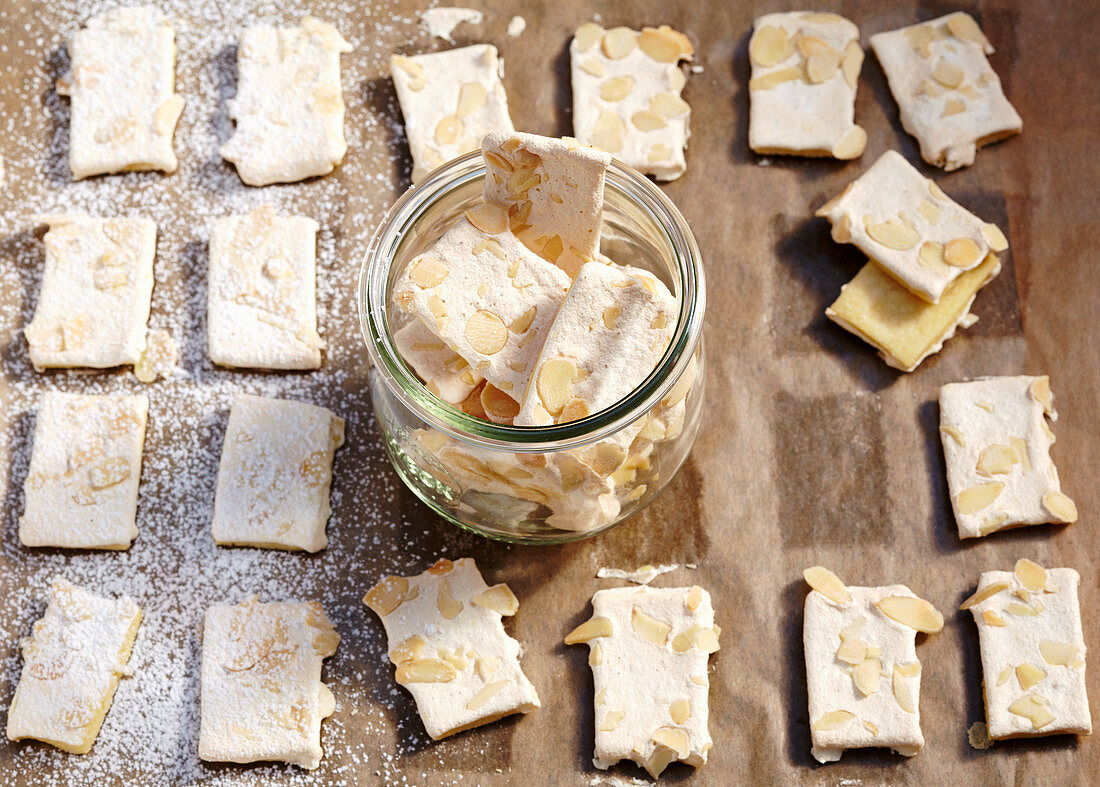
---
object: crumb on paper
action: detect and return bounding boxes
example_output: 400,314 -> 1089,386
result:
691,63 -> 704,73
968,721 -> 993,750
596,564 -> 681,585
507,15 -> 526,37
420,7 -> 484,43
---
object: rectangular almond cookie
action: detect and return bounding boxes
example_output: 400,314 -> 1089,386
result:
940,376 -> 1077,538
6,578 -> 142,753
481,131 -> 610,278
515,262 -> 677,427
803,567 -> 944,763
394,317 -> 483,404
19,392 -> 148,550
392,213 -> 571,396
962,561 -> 1090,739
221,17 -> 352,185
212,394 -> 344,552
58,6 -> 184,179
24,214 -> 156,370
748,11 -> 866,159
363,557 -> 541,739
817,150 -> 1008,302
870,13 -> 1022,171
826,251 -> 999,372
199,596 -> 340,769
207,205 -> 323,370
565,585 -> 719,778
392,45 -> 514,183
571,23 -> 694,181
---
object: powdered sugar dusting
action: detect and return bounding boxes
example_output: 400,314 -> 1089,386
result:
0,1 -> 509,784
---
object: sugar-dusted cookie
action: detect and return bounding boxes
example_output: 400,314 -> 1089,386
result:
364,557 -> 540,739
962,560 -> 1090,739
826,251 -> 999,372
748,11 -> 866,159
24,214 -> 156,370
481,131 -> 610,278
211,394 -> 344,552
58,6 -> 184,179
199,596 -> 340,769
515,262 -> 677,430
817,151 -> 1008,302
940,376 -> 1077,539
19,392 -> 148,550
207,205 -> 323,370
570,23 -> 694,181
393,317 -> 483,405
391,45 -> 514,183
6,578 -> 142,753
392,213 -> 571,397
565,585 -> 719,778
221,17 -> 352,186
803,567 -> 943,763
870,13 -> 1021,171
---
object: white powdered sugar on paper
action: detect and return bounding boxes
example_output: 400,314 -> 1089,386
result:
0,1 -> 504,784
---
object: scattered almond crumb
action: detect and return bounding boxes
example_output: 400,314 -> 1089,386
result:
596,564 -> 680,585
507,15 -> 526,37
420,7 -> 484,43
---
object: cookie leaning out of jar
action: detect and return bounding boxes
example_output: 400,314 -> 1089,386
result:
386,131 -> 702,538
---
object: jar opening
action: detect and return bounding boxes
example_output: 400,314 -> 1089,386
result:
359,152 -> 706,452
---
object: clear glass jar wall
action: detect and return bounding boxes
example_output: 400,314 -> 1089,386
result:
360,153 -> 706,544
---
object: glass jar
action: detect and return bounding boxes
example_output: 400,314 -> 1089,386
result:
359,152 -> 706,544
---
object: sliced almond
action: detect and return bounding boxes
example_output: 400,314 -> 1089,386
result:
1005,602 -> 1040,617
866,217 -> 920,250
650,92 -> 690,117
574,23 -> 605,52
466,680 -> 508,711
976,443 -> 1019,477
942,98 -> 966,117
892,667 -> 917,713
1010,437 -> 1031,472
564,616 -> 614,644
536,357 -> 576,416
904,24 -> 936,58
918,199 -> 942,225
981,223 -> 1008,252
960,580 -> 1011,610
875,595 -> 944,633
831,126 -> 866,160
685,586 -> 704,611
853,658 -> 881,696
1042,490 -> 1078,523
932,60 -> 965,88
457,82 -> 487,118
946,14 -> 991,49
982,610 -> 1007,626
465,203 -> 508,235
803,566 -> 851,605
476,655 -> 499,680
651,726 -> 690,757
364,576 -> 414,616
669,699 -> 691,724
632,110 -> 668,132
464,311 -> 508,355
389,635 -> 427,664
749,66 -> 802,91
639,26 -> 692,63
996,665 -> 1013,686
436,579 -> 463,620
602,27 -> 637,60
599,709 -> 625,731
749,25 -> 789,67
944,238 -> 982,268
480,384 -> 520,423
472,583 -> 519,616
591,110 -> 626,153
812,709 -> 855,731
599,76 -> 635,102
1016,663 -> 1046,690
396,658 -> 457,684
841,40 -> 863,89
806,50 -> 842,84
1015,559 -> 1048,591
940,425 -> 965,448
956,482 -> 1004,514
435,115 -> 463,146
1008,694 -> 1055,729
580,57 -> 605,77
647,144 -> 672,163
632,606 -> 672,646
864,720 -> 880,736
1039,640 -> 1078,667
407,255 -> 448,288
589,642 -> 603,666
836,636 -> 868,666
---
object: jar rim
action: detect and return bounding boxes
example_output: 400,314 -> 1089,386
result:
358,151 -> 706,453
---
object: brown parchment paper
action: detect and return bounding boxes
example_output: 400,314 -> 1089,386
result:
1,0 -> 1098,784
